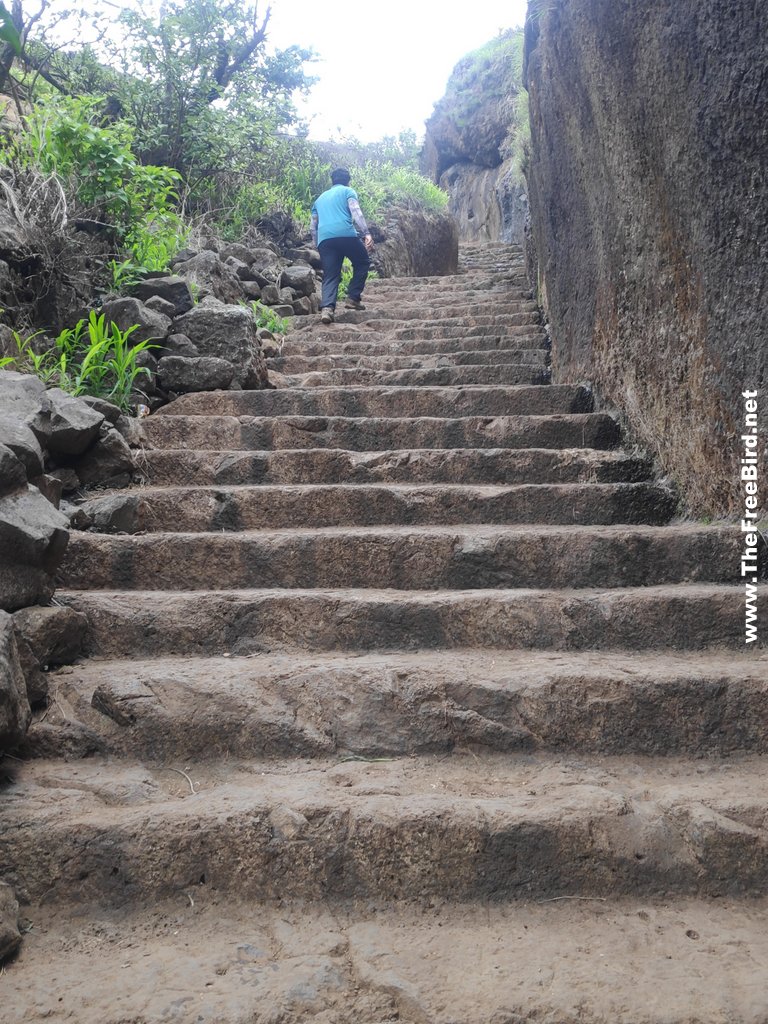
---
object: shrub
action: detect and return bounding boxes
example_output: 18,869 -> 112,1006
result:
8,311 -> 155,410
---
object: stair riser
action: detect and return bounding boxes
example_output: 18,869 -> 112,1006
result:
71,483 -> 676,536
60,588 -> 747,658
60,528 -> 735,590
139,448 -> 653,487
4,792 -> 765,906
283,333 -> 545,356
63,662 -> 768,761
270,350 -> 548,373
158,385 -> 592,419
290,365 -> 550,386
142,414 -> 621,453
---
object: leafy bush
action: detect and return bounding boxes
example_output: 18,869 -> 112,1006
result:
351,162 -> 448,218
2,95 -> 188,272
8,312 -> 156,410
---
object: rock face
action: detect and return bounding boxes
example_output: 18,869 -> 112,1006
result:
524,0 -> 768,516
171,304 -> 268,388
373,206 -> 459,278
0,610 -> 31,750
422,31 -> 528,244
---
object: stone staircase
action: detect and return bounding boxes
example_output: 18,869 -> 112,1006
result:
3,242 -> 767,1023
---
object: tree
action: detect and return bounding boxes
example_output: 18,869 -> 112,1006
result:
109,1 -> 314,175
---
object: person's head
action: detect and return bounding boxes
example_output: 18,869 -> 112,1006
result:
330,167 -> 351,186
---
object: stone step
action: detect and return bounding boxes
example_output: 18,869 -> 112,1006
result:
141,412 -> 620,452
5,753 -> 768,906
281,331 -> 545,356
138,446 -> 653,487
358,297 -> 536,313
47,649 -> 768,761
366,323 -> 543,341
58,584 -> 745,658
284,363 -> 550,386
7,896 -> 768,1024
62,522 -> 726,590
156,384 -> 591,419
269,349 -> 548,374
71,481 -> 676,536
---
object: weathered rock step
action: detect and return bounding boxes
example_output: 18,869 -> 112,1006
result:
358,296 -> 536,312
157,384 -> 591,419
50,649 -> 768,762
71,482 -> 676,536
287,363 -> 550,387
61,523 -> 728,591
58,584 -> 747,657
269,349 -> 548,374
7,897 -> 768,1024
337,311 -> 538,332
5,752 -> 768,905
139,446 -> 653,487
282,331 -> 545,356
141,412 -> 620,453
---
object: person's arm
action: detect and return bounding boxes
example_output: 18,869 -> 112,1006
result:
348,198 -> 374,251
310,208 -> 319,248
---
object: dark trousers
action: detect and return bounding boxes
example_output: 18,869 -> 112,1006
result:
318,236 -> 370,310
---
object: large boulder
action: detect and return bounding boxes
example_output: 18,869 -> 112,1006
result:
74,425 -> 135,487
101,297 -> 171,346
0,372 -> 104,457
0,419 -> 44,478
171,304 -> 267,388
0,610 -> 31,750
130,276 -> 195,316
12,604 -> 88,707
0,443 -> 27,496
0,486 -> 69,611
173,250 -> 243,304
279,265 -> 316,297
373,206 -> 459,278
158,355 -> 235,393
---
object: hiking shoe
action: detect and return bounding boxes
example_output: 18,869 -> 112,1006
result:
344,298 -> 366,310
320,308 -> 335,324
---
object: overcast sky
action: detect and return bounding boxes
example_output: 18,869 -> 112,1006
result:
60,0 -> 529,142
266,0 -> 530,141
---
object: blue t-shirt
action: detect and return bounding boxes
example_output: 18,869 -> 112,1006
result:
312,184 -> 359,244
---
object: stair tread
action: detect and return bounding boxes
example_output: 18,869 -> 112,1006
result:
6,896 -> 768,1024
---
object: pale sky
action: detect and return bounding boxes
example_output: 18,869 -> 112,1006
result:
266,0 -> 530,142
54,0 -> 529,143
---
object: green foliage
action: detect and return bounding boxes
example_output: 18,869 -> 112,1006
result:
8,312 -> 156,411
246,301 -> 289,336
109,1 -> 314,177
351,163 -> 448,219
4,94 -> 188,271
0,2 -> 21,55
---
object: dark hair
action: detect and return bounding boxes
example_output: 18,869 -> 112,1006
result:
331,167 -> 351,186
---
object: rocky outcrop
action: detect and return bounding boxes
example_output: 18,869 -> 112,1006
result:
524,0 -> 767,516
372,206 -> 458,279
422,31 -> 528,244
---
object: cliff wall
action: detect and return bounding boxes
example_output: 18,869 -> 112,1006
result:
524,0 -> 767,515
422,32 -> 528,244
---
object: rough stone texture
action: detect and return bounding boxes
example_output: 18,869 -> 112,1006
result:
74,426 -> 135,487
524,0 -> 768,515
172,305 -> 267,388
373,206 -> 459,278
279,265 -> 316,297
129,276 -> 194,316
173,250 -> 244,304
143,295 -> 177,319
0,882 -> 20,962
0,486 -> 69,611
422,30 -> 527,244
0,610 -> 31,750
158,355 -> 235,393
0,443 -> 27,496
12,604 -> 88,707
260,283 -> 281,305
0,418 -> 44,478
101,297 -> 171,347
161,332 -> 199,358
38,388 -> 104,456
